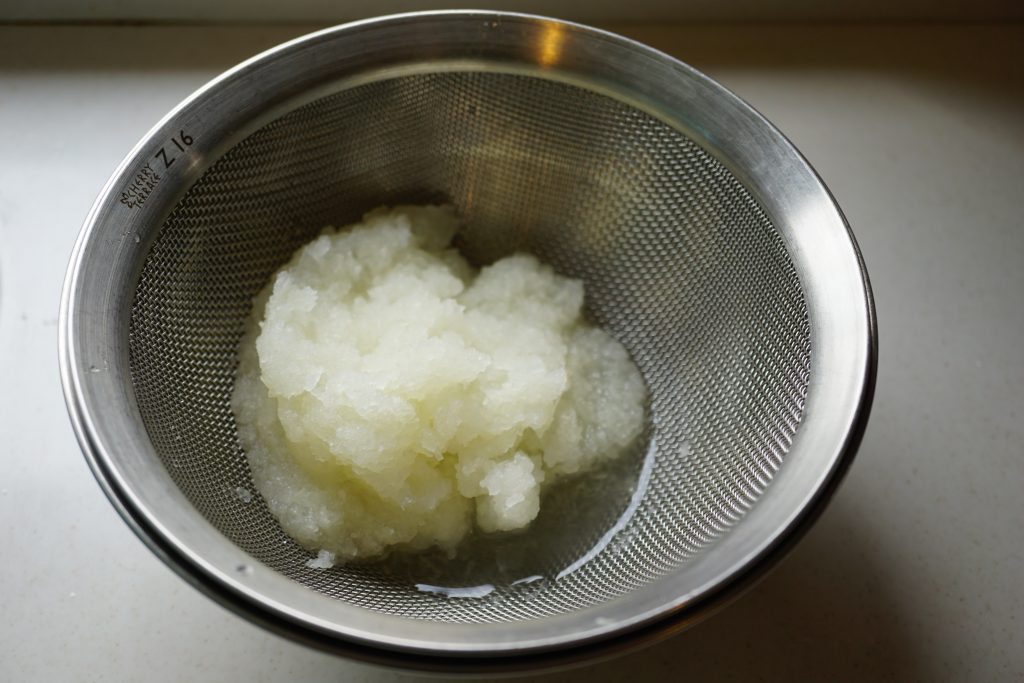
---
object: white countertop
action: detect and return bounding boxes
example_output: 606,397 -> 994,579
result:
1,22 -> 1021,682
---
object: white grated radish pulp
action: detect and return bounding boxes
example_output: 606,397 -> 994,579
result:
232,205 -> 646,563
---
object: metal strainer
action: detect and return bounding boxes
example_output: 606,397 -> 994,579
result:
60,11 -> 875,673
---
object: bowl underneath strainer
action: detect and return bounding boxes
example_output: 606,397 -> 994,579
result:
62,12 -> 873,671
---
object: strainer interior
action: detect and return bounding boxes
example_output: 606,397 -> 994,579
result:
129,69 -> 809,623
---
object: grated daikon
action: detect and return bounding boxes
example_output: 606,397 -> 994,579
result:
231,205 -> 646,563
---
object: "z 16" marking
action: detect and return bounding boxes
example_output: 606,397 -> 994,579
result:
119,130 -> 194,210
153,129 -> 194,170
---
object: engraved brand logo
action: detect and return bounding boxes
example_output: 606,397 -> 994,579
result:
119,130 -> 193,210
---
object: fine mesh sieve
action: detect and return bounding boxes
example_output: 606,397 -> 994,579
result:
61,12 -> 875,672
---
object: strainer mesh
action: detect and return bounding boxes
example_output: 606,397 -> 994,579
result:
129,71 -> 809,623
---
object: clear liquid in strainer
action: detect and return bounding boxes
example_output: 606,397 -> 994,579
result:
357,433 -> 655,600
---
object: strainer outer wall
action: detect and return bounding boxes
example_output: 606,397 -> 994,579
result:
59,11 -> 876,671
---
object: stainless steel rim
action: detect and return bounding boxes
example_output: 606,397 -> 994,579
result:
59,10 -> 876,671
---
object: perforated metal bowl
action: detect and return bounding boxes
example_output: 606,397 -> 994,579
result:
59,11 -> 876,673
